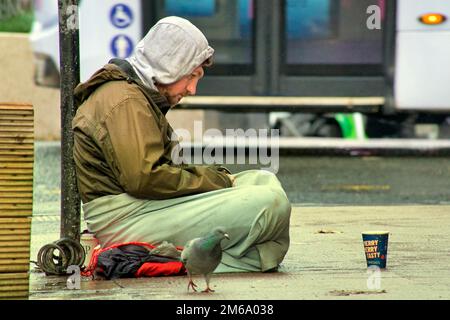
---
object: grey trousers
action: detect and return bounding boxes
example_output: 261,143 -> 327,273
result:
83,170 -> 292,273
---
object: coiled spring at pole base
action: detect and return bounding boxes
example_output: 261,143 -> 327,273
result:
36,238 -> 85,275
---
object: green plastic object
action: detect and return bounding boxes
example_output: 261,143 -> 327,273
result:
335,113 -> 367,140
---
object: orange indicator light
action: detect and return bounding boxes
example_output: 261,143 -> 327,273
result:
419,13 -> 447,25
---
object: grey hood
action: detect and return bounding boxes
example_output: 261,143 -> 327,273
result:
126,16 -> 214,90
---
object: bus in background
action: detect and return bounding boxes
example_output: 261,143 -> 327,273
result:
29,0 -> 450,139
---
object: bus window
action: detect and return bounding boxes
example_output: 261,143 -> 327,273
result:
165,0 -> 216,17
284,0 -> 384,75
286,0 -> 334,40
156,0 -> 254,75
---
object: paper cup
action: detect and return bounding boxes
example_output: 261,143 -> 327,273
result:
362,231 -> 389,269
80,232 -> 100,269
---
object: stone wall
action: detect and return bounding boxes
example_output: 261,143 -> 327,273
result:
0,33 -> 61,140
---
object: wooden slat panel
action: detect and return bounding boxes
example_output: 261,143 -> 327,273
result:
0,170 -> 33,176
0,111 -> 33,121
0,292 -> 28,299
0,105 -> 33,295
0,221 -> 31,227
0,184 -> 33,193
0,127 -> 33,132
0,174 -> 33,180
0,110 -> 32,114
0,235 -> 31,242
0,249 -> 30,254
0,272 -> 28,280
0,115 -> 33,119
0,170 -> 33,175
0,192 -> 33,198
0,114 -> 32,118
0,112 -> 32,117
0,252 -> 30,259
0,143 -> 33,147
0,109 -> 33,115
0,163 -> 33,169
0,103 -> 33,110
0,279 -> 29,286
0,132 -> 33,137
0,292 -> 29,299
0,144 -> 33,150
0,246 -> 30,251
0,227 -> 31,232
0,204 -> 32,210
0,113 -> 33,117
0,180 -> 33,186
0,208 -> 32,212
0,265 -> 29,272
0,121 -> 33,127
0,229 -> 31,234
0,132 -> 34,138
0,226 -> 31,231
0,227 -> 31,233
0,198 -> 33,204
0,115 -> 34,120
0,229 -> 31,235
0,231 -> 31,236
0,175 -> 33,182
0,222 -> 31,230
0,150 -> 33,155
0,157 -> 34,163
0,112 -> 33,117
0,139 -> 34,145
0,285 -> 29,292
0,257 -> 30,265
0,212 -> 32,218
0,241 -> 30,248
0,258 -> 30,265
0,247 -> 30,253
0,230 -> 31,237
0,218 -> 31,224
0,219 -> 31,227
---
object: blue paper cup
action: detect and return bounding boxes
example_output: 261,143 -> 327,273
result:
362,231 -> 389,269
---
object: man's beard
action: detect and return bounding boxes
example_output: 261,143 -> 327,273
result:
165,93 -> 184,106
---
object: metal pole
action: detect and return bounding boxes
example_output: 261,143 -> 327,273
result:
58,0 -> 80,241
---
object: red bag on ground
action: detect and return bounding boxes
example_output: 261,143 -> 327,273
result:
81,241 -> 186,278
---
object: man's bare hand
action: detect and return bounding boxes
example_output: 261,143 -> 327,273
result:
227,174 -> 236,187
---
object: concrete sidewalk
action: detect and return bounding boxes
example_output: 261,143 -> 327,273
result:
29,204 -> 450,300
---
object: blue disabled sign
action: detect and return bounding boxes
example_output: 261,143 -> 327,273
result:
110,4 -> 133,28
110,35 -> 134,59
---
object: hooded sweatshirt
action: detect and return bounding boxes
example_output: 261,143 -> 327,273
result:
127,16 -> 214,90
72,18 -> 230,204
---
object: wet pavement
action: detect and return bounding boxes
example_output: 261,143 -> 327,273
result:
28,141 -> 450,299
29,205 -> 450,300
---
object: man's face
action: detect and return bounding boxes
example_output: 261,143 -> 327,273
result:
156,65 -> 205,106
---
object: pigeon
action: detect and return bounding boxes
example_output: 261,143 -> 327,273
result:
181,227 -> 230,293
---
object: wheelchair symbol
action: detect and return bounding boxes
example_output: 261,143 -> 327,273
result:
110,4 -> 133,29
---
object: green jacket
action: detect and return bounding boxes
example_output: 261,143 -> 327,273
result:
72,60 -> 232,203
